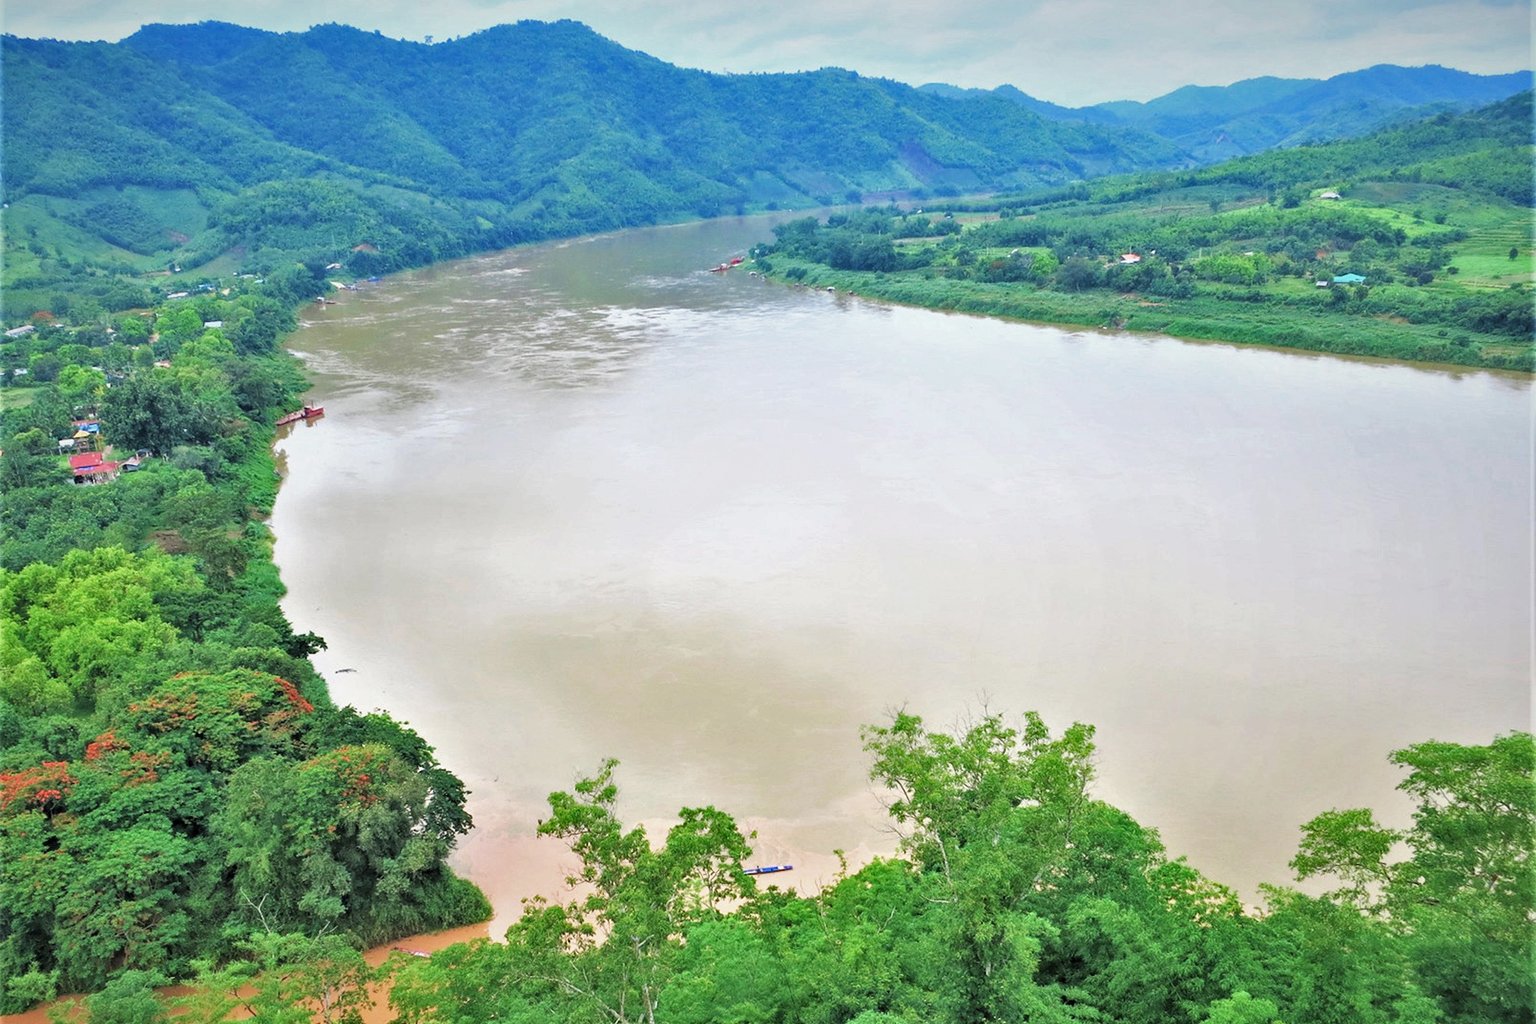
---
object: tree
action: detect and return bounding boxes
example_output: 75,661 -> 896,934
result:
1,428 -> 54,490
501,759 -> 755,1024
99,370 -> 216,456
56,364 -> 106,412
176,932 -> 376,1024
1292,733 -> 1535,1024
84,969 -> 169,1024
861,711 -> 1099,1020
1054,257 -> 1102,292
54,822 -> 196,990
1202,991 -> 1280,1024
27,352 -> 61,383
213,741 -> 462,942
229,297 -> 295,355
1030,250 -> 1060,281
0,545 -> 193,712
153,306 -> 204,358
115,315 -> 151,346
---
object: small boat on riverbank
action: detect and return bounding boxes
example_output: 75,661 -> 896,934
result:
276,404 -> 325,426
744,864 -> 793,876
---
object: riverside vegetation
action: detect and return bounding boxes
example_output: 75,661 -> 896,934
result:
0,260 -> 492,1016
1,19 -> 1532,1020
750,94 -> 1535,370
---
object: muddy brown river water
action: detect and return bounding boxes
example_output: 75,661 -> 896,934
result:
267,214 -> 1532,938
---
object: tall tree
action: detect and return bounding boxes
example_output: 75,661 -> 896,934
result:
501,759 -> 755,1024
1292,732 -> 1535,1024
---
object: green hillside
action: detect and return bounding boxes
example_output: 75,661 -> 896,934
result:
752,94 -> 1536,370
929,64 -> 1533,162
1,20 -> 1189,320
5,25 -> 1530,330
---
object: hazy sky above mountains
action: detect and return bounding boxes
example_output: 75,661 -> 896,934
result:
6,0 -> 1532,105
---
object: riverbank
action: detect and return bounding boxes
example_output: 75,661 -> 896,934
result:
754,253 -> 1534,372
0,924 -> 493,1024
0,258 -> 492,1014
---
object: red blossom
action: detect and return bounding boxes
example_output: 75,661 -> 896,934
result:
275,677 -> 315,714
0,761 -> 77,813
128,691 -> 202,732
85,729 -> 129,761
123,751 -> 166,787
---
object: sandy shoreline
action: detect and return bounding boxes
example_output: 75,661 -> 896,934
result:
0,922 -> 492,1024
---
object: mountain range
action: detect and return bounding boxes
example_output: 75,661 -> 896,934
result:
921,64 -> 1534,161
2,20 -> 1530,287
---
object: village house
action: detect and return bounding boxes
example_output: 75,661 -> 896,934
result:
58,420 -> 103,453
67,450 -> 120,484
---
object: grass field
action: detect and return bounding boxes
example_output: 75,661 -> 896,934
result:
0,388 -> 39,411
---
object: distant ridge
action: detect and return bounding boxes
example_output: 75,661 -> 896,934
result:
922,64 -> 1534,162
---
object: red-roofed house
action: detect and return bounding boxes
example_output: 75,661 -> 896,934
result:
68,451 -> 120,483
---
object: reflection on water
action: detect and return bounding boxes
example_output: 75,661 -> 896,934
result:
271,216 -> 1532,936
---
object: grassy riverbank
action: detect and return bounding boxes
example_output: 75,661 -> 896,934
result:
752,95 -> 1535,372
761,254 -> 1532,369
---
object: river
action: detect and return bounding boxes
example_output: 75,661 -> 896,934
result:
269,214 -> 1532,937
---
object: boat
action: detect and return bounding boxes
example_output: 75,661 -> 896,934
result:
743,864 -> 793,876
276,404 -> 326,426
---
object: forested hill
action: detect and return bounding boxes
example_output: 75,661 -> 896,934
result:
1,19 -> 1179,291
4,21 -> 1529,317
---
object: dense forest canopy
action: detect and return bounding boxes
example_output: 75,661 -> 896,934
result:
0,259 -> 493,1014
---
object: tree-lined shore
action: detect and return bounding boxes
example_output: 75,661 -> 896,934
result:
1,263 -> 491,1016
2,25 -> 1531,1018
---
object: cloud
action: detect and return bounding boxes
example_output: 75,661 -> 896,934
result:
3,0 -> 1529,105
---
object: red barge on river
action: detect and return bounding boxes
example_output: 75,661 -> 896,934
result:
276,404 -> 325,426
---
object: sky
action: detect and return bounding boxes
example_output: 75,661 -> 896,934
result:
3,0 -> 1532,106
